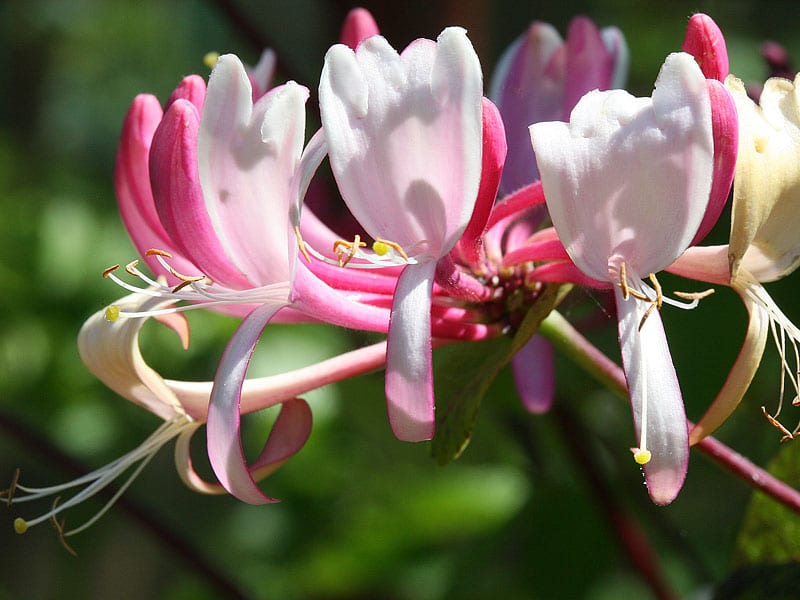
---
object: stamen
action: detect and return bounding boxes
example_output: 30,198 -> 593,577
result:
373,238 -> 409,261
7,418 -> 190,542
0,468 -> 20,503
761,406 -> 796,442
294,225 -> 312,263
333,235 -> 366,267
102,265 -> 120,279
634,348 -> 651,465
203,51 -> 220,69
618,262 -> 630,300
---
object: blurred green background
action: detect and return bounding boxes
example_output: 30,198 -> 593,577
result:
2,1 -> 800,598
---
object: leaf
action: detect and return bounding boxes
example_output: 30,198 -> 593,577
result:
735,442 -> 800,565
431,284 -> 571,465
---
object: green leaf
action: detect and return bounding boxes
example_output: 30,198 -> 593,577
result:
735,442 -> 800,565
431,284 -> 571,465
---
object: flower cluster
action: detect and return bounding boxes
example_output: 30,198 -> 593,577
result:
6,9 -> 800,542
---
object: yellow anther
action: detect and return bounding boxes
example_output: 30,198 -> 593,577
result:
633,449 -> 652,465
372,240 -> 390,256
105,305 -> 121,322
14,518 -> 28,534
203,52 -> 220,69
373,238 -> 409,261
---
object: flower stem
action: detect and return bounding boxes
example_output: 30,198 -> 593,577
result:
539,310 -> 800,514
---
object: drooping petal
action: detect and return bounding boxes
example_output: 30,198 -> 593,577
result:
320,27 -> 483,258
339,7 -> 379,49
511,335 -> 555,414
198,54 -> 308,285
531,52 -> 713,281
385,261 -> 437,441
614,283 -> 689,505
206,301 -> 289,504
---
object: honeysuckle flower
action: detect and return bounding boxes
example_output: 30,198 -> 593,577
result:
671,71 -> 800,444
339,7 -> 380,50
530,52 -> 715,504
319,27 -> 483,441
490,16 -> 628,195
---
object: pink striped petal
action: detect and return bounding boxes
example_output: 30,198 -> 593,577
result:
149,99 -> 252,288
114,95 -> 197,280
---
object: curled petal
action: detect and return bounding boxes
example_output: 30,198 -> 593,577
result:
78,294 -> 188,421
207,302 -> 288,504
614,284 -> 689,505
689,281 -> 769,444
385,261 -> 437,441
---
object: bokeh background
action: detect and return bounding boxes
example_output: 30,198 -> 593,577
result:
2,1 -> 800,598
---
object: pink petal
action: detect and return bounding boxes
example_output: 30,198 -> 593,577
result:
320,28 -> 483,258
512,335 -> 555,413
198,55 -> 308,285
339,7 -> 380,49
682,14 -> 729,81
563,17 -> 615,114
385,261 -> 437,441
691,79 -> 738,245
166,74 -> 206,111
114,95 -> 197,280
614,283 -> 689,505
455,97 -> 507,264
206,301 -> 288,504
149,98 -> 251,288
489,21 -> 564,192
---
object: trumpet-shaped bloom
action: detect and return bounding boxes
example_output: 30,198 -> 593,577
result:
319,27 -> 483,441
531,52 -> 714,504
